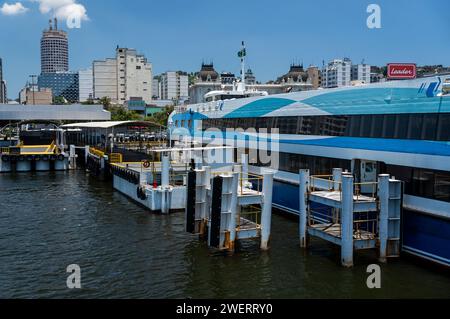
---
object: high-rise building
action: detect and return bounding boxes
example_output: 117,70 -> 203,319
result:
160,71 -> 188,101
351,64 -> 371,84
78,68 -> 94,102
116,48 -> 152,104
322,58 -> 352,88
93,47 -> 152,104
38,72 -> 79,103
152,77 -> 161,99
41,19 -> 69,74
93,58 -> 118,102
0,58 -> 6,103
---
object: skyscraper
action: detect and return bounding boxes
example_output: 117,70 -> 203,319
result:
0,58 -> 6,103
41,18 -> 69,74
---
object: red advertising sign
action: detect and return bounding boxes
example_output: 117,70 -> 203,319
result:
387,63 -> 417,80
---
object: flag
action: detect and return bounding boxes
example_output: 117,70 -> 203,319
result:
238,48 -> 246,58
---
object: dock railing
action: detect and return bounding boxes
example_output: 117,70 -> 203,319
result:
308,175 -> 379,240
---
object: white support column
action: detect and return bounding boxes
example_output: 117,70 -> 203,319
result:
341,174 -> 354,267
85,145 -> 90,165
332,168 -> 343,191
69,145 -> 76,169
261,171 -> 274,251
241,153 -> 249,181
378,174 -> 390,263
161,154 -> 170,188
299,169 -> 310,248
229,172 -> 240,251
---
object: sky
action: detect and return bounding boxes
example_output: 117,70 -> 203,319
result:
0,0 -> 449,99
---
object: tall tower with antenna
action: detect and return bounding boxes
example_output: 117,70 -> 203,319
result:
40,18 -> 69,74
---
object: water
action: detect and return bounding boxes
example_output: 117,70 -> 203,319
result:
0,171 -> 449,299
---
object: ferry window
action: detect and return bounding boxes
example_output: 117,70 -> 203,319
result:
396,115 -> 409,139
408,114 -> 423,140
181,120 -> 185,127
434,172 -> 450,202
422,114 -> 438,140
383,115 -> 396,138
361,116 -> 372,137
371,115 -> 384,138
437,114 -> 450,141
279,117 -> 297,134
349,115 -> 361,137
188,120 -> 192,129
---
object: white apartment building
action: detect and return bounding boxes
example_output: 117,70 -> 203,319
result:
160,71 -> 189,101
152,78 -> 161,99
116,48 -> 152,104
351,64 -> 371,84
93,48 -> 152,104
93,58 -> 118,102
78,68 -> 93,102
322,58 -> 352,88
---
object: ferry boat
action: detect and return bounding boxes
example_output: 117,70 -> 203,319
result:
169,74 -> 450,267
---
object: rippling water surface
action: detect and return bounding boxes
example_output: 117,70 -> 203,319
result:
0,171 -> 449,299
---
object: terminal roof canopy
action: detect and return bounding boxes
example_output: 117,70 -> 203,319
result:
62,121 -> 165,129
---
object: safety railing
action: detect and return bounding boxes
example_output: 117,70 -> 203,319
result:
239,173 -> 263,197
89,147 -> 105,158
310,175 -> 378,202
0,147 -> 9,154
109,153 -> 123,164
237,205 -> 261,230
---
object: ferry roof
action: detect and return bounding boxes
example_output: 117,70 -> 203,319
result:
176,76 -> 450,119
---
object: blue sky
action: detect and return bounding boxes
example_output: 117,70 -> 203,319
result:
0,0 -> 449,99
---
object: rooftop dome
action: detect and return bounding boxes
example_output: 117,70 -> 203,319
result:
198,63 -> 219,82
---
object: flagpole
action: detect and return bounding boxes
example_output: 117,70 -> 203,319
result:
241,41 -> 246,92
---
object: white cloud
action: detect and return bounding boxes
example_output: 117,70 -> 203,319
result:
32,0 -> 88,21
1,2 -> 29,15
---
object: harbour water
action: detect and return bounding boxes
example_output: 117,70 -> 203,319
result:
0,171 -> 449,299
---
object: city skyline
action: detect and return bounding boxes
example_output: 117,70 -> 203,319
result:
0,0 -> 449,99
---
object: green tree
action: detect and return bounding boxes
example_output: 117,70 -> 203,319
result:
53,96 -> 66,105
109,105 -> 142,121
99,96 -> 112,109
146,105 -> 174,127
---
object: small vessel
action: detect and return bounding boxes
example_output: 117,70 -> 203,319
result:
203,42 -> 268,103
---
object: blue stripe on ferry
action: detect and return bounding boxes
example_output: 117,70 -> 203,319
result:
301,88 -> 449,115
281,137 -> 450,157
223,98 -> 296,118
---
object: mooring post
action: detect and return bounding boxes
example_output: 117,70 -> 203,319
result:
261,171 -> 274,251
161,153 -> 170,188
332,168 -> 343,191
299,169 -> 310,248
84,145 -> 90,165
241,153 -> 249,181
341,174 -> 354,267
228,172 -> 240,252
378,174 -> 390,263
69,145 -> 76,169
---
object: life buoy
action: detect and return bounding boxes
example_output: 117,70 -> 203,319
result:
142,160 -> 151,169
57,154 -> 64,161
1,155 -> 10,162
27,155 -> 34,161
18,155 -> 25,161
